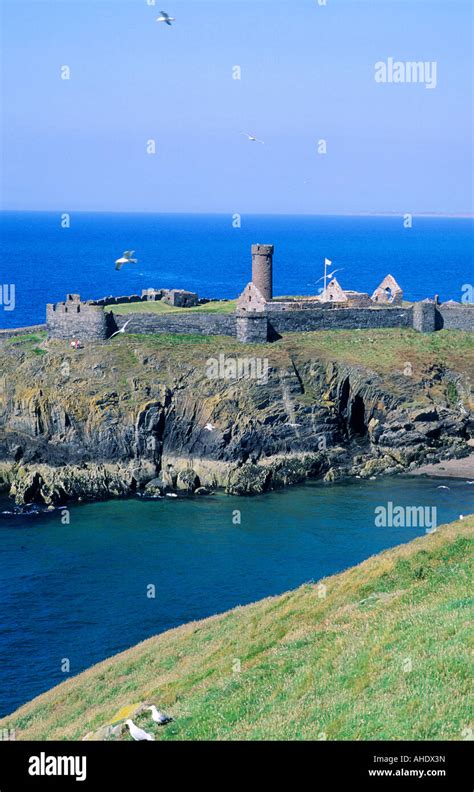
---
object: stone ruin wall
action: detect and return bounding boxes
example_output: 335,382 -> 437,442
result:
43,278 -> 474,344
46,300 -> 109,341
44,300 -> 474,343
437,303 -> 474,331
0,324 -> 47,341
267,306 -> 414,335
112,312 -> 237,337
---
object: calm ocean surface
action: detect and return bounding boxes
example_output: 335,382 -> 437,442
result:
0,212 -> 473,329
1,477 -> 473,716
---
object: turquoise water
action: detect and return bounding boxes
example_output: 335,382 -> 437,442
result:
0,212 -> 473,328
0,476 -> 472,716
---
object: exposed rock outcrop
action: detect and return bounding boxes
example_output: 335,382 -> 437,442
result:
0,336 -> 471,505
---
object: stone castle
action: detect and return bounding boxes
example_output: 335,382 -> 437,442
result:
41,244 -> 473,343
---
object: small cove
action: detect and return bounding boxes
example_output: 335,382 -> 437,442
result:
0,475 -> 472,716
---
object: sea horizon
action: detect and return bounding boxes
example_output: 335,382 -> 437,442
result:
2,208 -> 473,218
1,211 -> 472,330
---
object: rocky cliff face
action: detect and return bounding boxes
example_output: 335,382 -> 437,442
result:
0,332 -> 472,505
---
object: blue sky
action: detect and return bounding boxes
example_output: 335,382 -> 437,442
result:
1,0 -> 472,214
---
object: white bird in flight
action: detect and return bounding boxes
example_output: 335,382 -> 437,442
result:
241,132 -> 265,145
204,423 -> 215,431
125,719 -> 155,741
315,268 -> 344,284
109,319 -> 131,339
146,705 -> 173,725
156,10 -> 175,25
115,251 -> 138,271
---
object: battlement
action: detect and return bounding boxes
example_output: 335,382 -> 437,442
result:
47,295 -> 109,340
252,244 -> 274,257
48,301 -> 104,316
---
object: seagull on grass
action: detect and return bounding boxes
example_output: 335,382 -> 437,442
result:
125,719 -> 155,741
109,320 -> 131,339
241,131 -> 265,145
156,11 -> 175,25
115,251 -> 138,271
146,705 -> 173,725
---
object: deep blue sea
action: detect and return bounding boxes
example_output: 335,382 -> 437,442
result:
0,212 -> 473,329
1,477 -> 473,717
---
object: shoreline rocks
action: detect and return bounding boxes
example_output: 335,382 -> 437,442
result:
0,344 -> 471,506
0,435 -> 471,507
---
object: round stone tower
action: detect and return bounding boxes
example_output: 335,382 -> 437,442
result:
251,244 -> 274,301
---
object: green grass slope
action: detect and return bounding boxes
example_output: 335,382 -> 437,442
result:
5,327 -> 473,379
112,299 -> 236,315
1,516 -> 472,741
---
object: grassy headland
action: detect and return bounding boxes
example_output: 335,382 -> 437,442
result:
112,299 -> 236,315
2,515 -> 472,741
4,326 -> 473,377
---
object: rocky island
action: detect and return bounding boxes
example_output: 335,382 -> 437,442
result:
0,324 -> 472,506
1,245 -> 473,506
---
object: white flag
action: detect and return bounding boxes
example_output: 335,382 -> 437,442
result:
325,258 -> 332,267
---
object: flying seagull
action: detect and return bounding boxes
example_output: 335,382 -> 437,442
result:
125,719 -> 155,741
241,132 -> 265,145
315,268 -> 344,284
146,705 -> 173,725
204,423 -> 215,431
156,11 -> 175,25
115,251 -> 138,271
109,319 -> 131,339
